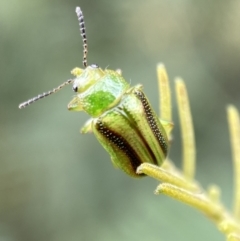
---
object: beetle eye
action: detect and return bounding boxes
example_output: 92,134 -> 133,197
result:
90,64 -> 99,68
73,85 -> 78,92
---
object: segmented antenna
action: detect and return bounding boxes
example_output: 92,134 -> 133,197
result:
19,79 -> 73,109
19,7 -> 89,109
75,6 -> 88,67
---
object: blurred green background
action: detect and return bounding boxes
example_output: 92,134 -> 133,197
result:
1,0 -> 240,240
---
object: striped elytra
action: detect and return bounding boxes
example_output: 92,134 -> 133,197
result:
91,86 -> 168,177
18,7 -> 169,177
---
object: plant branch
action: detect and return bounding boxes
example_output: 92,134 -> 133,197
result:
227,105 -> 240,220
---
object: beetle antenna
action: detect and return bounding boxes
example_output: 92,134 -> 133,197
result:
19,7 -> 89,109
19,79 -> 73,109
76,6 -> 88,67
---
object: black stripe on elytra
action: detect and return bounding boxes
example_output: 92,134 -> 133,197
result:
96,119 -> 145,175
121,107 -> 158,166
134,90 -> 168,156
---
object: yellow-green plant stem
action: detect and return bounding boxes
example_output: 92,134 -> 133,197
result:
175,78 -> 196,181
137,163 -> 199,192
138,65 -> 240,240
156,183 -> 240,235
157,64 -> 171,122
227,105 -> 240,220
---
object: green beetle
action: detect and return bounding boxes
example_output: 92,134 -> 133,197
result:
19,7 -> 169,177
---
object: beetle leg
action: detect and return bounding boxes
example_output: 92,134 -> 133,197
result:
81,118 -> 94,134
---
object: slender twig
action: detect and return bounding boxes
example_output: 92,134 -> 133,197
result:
138,65 -> 240,239
175,78 -> 196,181
157,64 -> 171,122
227,105 -> 240,220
